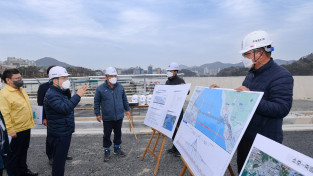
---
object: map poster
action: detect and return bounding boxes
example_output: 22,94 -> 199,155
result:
31,105 -> 43,125
144,84 -> 191,138
173,86 -> 263,176
240,134 -> 313,176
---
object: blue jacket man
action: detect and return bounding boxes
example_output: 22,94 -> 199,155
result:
94,67 -> 130,162
37,65 -> 72,164
210,31 -> 293,173
44,66 -> 88,176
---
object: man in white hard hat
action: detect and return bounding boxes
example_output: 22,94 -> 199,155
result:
0,69 -> 38,176
210,30 -> 293,173
37,65 -> 73,165
94,67 -> 130,162
44,66 -> 88,176
165,62 -> 186,157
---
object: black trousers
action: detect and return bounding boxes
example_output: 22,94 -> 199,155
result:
236,139 -> 253,174
48,134 -> 72,176
103,119 -> 123,148
6,129 -> 31,176
46,128 -> 52,159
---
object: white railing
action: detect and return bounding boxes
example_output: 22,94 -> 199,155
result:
22,74 -> 171,98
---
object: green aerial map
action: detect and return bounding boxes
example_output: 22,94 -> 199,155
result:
241,147 -> 303,176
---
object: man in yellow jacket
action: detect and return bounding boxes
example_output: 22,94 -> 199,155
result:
0,69 -> 38,176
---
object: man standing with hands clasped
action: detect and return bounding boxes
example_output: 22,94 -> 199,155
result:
94,67 -> 130,162
210,30 -> 293,173
44,66 -> 88,176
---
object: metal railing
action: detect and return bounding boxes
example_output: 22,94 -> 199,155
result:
22,74 -> 173,99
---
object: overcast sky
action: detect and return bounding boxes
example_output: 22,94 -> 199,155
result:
0,0 -> 312,70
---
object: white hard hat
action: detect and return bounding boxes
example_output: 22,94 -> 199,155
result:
240,30 -> 273,54
166,62 -> 180,71
105,67 -> 117,75
49,66 -> 70,79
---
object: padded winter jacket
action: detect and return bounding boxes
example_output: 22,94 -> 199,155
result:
242,59 -> 293,143
44,86 -> 81,137
37,81 -> 71,120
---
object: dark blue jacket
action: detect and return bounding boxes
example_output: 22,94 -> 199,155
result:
94,81 -> 130,121
166,75 -> 185,85
44,86 -> 81,137
37,82 -> 71,120
242,59 -> 293,143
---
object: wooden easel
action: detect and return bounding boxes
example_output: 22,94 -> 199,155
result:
141,128 -> 167,175
179,156 -> 235,176
179,156 -> 195,176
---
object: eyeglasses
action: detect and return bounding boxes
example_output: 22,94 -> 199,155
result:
242,49 -> 261,57
242,52 -> 253,57
11,77 -> 22,81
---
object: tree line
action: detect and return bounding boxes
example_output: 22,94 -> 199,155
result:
217,53 -> 313,76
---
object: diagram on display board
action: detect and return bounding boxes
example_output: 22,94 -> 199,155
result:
240,134 -> 313,176
174,86 -> 263,176
144,84 -> 190,138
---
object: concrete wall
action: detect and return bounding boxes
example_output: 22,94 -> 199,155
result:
184,76 -> 313,100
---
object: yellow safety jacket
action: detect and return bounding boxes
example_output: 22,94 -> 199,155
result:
0,84 -> 35,134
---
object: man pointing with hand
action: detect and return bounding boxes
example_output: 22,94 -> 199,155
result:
44,66 -> 88,176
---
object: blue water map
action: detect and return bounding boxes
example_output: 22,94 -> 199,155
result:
183,87 -> 262,153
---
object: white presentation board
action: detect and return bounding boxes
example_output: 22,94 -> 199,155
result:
31,105 -> 43,125
144,84 -> 191,138
240,134 -> 313,176
174,86 -> 263,176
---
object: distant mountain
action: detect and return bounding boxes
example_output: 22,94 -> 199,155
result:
179,64 -> 189,69
216,53 -> 313,76
180,59 -> 296,76
35,57 -> 74,68
274,59 -> 296,65
182,61 -> 243,76
282,53 -> 313,75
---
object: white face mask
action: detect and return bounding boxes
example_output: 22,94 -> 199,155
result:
167,71 -> 173,78
242,57 -> 254,68
109,77 -> 117,84
62,80 -> 71,89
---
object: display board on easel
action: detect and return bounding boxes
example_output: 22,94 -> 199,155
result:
174,86 -> 263,176
144,84 -> 191,138
240,134 -> 313,176
142,84 -> 190,175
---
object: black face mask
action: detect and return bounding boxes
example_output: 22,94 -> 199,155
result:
13,79 -> 24,88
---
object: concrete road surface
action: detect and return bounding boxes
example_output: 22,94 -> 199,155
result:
2,131 -> 313,176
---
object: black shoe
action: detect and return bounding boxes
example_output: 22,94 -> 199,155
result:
104,149 -> 110,162
66,156 -> 73,160
113,146 -> 126,157
22,169 -> 38,176
167,146 -> 178,153
174,150 -> 181,157
49,158 -> 53,165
